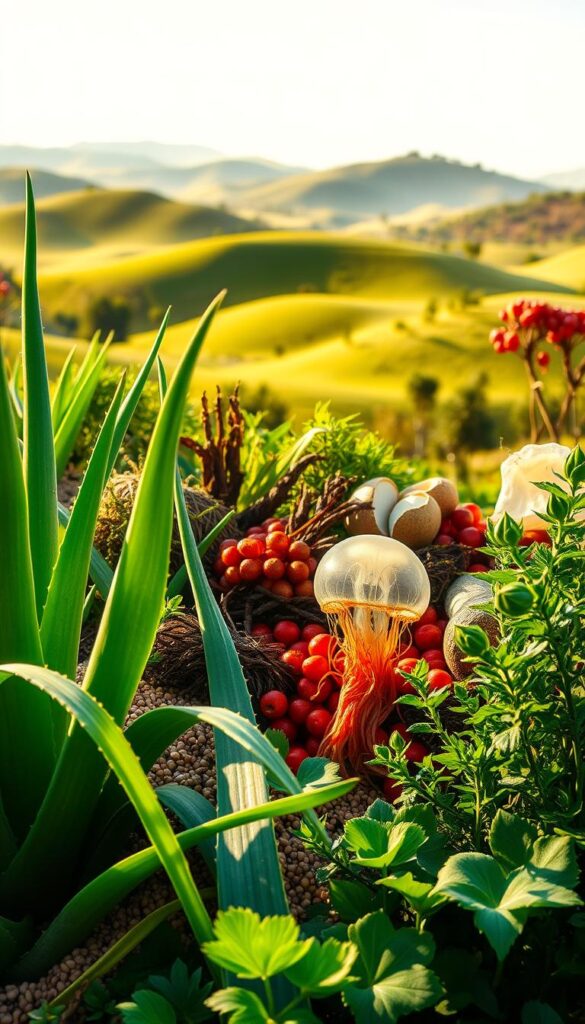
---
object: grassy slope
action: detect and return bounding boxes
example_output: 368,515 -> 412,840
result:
510,245 -> 585,290
0,188 -> 259,268
36,232 -> 571,330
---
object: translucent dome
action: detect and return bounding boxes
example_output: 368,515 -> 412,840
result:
314,535 -> 430,621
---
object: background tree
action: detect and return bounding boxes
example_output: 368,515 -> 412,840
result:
87,296 -> 132,342
408,373 -> 439,456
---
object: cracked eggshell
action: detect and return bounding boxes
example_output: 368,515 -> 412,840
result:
345,477 -> 399,536
387,491 -> 442,549
400,476 -> 458,517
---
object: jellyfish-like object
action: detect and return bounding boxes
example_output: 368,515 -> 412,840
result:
314,535 -> 430,772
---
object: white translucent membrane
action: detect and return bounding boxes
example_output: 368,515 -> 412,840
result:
314,535 -> 430,622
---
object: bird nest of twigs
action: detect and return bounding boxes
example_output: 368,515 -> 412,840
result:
415,543 -> 478,604
220,584 -> 328,636
150,611 -> 294,699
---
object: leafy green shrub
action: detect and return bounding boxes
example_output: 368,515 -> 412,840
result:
371,446 -> 585,845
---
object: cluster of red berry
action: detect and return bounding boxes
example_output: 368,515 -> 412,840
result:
213,518 -> 316,598
490,300 -> 585,368
0,274 -> 10,299
255,620 -> 341,774
253,611 -> 456,787
433,502 -> 488,570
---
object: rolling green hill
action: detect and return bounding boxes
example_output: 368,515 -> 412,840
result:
510,245 -> 585,290
0,167 -> 94,205
0,188 -> 261,268
36,232 -> 571,332
239,155 -> 549,225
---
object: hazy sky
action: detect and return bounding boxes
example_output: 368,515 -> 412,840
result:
1,0 -> 583,178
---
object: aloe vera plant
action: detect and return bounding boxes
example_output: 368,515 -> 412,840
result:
0,178 -> 357,994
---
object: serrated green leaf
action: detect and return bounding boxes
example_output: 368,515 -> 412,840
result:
345,818 -> 426,869
377,872 -> 447,917
205,987 -> 269,1023
344,912 -> 441,1023
118,989 -> 177,1024
203,908 -> 308,979
285,936 -> 357,994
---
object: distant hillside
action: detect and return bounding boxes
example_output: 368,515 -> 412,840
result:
399,191 -> 585,248
35,232 -> 571,332
0,145 -> 304,201
0,187 -> 261,261
239,155 -> 549,224
0,167 -> 95,205
542,168 -> 585,191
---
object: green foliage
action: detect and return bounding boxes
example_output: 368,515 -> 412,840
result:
118,961 -> 213,1024
87,294 -> 132,342
442,372 -> 497,453
371,447 -> 585,844
203,907 -> 357,1022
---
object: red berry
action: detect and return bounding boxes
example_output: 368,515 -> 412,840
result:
246,526 -> 265,536
221,545 -> 242,567
264,557 -> 286,581
420,648 -> 444,664
223,565 -> 241,587
251,623 -> 273,638
281,649 -> 305,676
267,519 -> 286,532
288,540 -> 311,562
288,698 -> 312,724
297,677 -> 319,700
537,351 -> 550,369
305,737 -> 320,757
219,538 -> 238,552
503,331 -> 519,353
327,690 -> 340,713
417,607 -> 438,626
266,533 -> 290,557
286,746 -> 308,774
308,633 -> 336,659
391,724 -> 428,762
287,560 -> 310,584
314,677 -> 333,702
468,563 -> 487,573
398,644 -> 419,661
302,655 -> 330,683
428,668 -> 453,690
436,534 -> 454,546
294,580 -> 314,597
460,502 -> 483,524
289,641 -> 310,658
436,619 -> 448,633
458,526 -> 485,548
271,717 -> 297,743
213,556 -> 225,576
302,623 -> 324,642
413,624 -> 443,651
259,690 -> 288,719
237,536 -> 265,559
440,518 -> 457,537
273,620 -> 301,647
451,507 -> 475,531
392,657 -> 419,694
239,558 -> 264,582
383,777 -> 402,802
306,708 -> 332,738
307,557 -> 318,575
